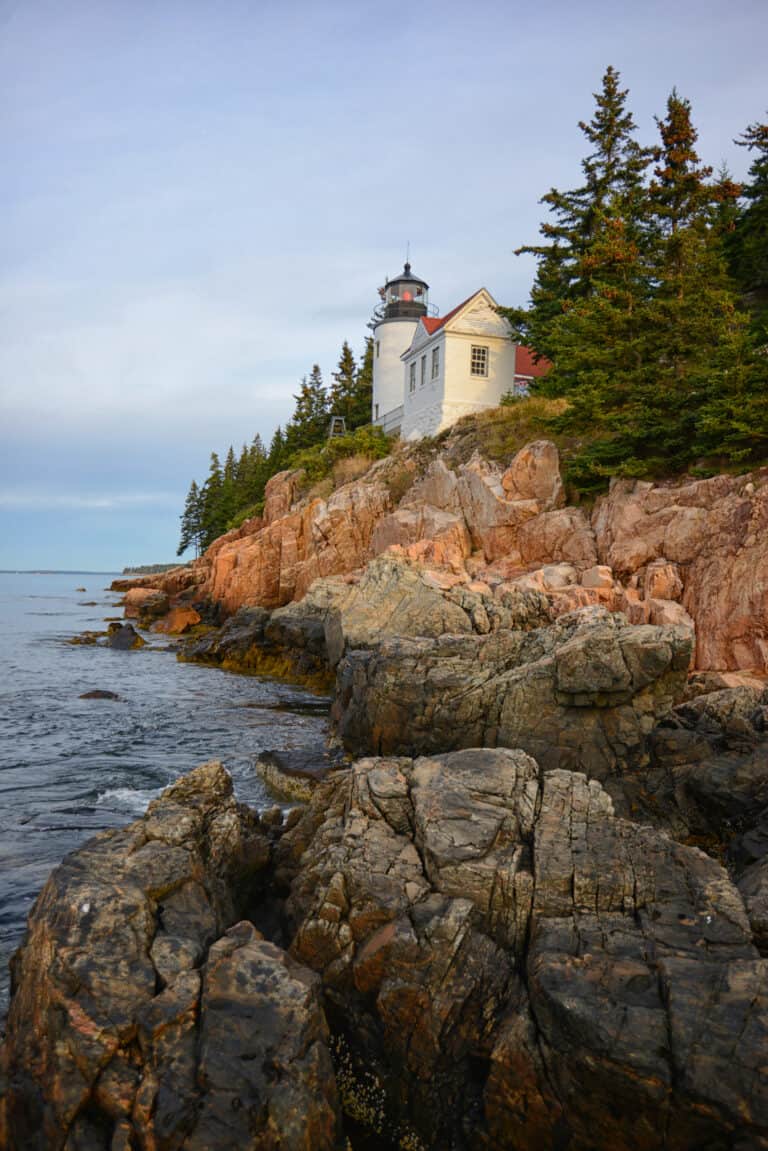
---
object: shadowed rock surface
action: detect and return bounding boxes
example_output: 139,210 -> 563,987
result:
0,762 -> 341,1151
334,605 -> 693,806
4,749 -> 768,1149
278,750 -> 768,1151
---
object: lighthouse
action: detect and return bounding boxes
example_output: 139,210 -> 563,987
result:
371,262 -> 432,434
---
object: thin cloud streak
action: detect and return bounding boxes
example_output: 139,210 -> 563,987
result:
0,491 -> 177,511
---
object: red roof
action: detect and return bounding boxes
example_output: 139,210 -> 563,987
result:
515,345 -> 551,378
420,292 -> 479,336
415,292 -> 552,381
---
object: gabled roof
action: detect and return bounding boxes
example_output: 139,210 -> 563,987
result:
515,346 -> 552,378
402,289 -> 494,357
420,292 -> 479,336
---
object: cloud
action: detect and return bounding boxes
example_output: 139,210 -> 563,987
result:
0,490 -> 177,510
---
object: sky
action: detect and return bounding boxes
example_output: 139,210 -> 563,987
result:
1,0 -> 765,570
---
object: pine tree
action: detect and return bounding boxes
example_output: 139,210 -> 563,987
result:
200,452 -> 225,549
506,66 -> 653,360
177,480 -> 204,557
268,426 -> 287,473
354,336 -> 374,428
285,366 -> 329,452
644,91 -> 752,467
328,340 -> 358,428
327,339 -> 373,430
728,117 -> 768,334
539,87 -> 757,484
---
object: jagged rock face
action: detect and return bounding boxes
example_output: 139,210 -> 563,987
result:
280,751 -> 768,1150
0,762 -> 341,1151
207,478 -> 393,613
592,469 -> 768,671
183,555 -> 553,680
115,440 -> 768,674
5,749 -> 768,1150
334,605 -> 693,802
322,555 -> 552,669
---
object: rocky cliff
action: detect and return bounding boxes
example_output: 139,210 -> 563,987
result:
120,434 -> 768,676
4,427 -> 767,1148
4,727 -> 768,1150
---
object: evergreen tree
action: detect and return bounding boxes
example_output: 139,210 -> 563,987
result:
328,339 -> 373,430
243,434 -> 269,504
200,452 -> 225,548
267,426 -> 287,474
285,366 -> 329,452
506,66 -> 653,360
728,117 -> 768,333
533,85 -> 757,483
645,91 -> 751,467
354,336 -> 374,427
177,480 -> 204,557
328,340 -> 358,427
215,445 -> 237,529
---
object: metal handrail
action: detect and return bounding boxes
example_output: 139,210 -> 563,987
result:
370,301 -> 439,323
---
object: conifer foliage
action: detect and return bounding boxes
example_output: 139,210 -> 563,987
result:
176,339 -> 383,556
510,69 -> 767,488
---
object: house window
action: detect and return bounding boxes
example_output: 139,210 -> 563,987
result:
375,340 -> 380,358
409,362 -> 416,393
375,402 -> 379,418
471,345 -> 489,377
420,356 -> 426,386
431,346 -> 439,380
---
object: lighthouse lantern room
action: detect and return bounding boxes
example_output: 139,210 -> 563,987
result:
371,262 -> 434,435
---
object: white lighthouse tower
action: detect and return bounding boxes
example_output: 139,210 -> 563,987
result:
371,262 -> 433,435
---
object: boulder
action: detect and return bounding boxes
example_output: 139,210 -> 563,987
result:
279,751 -> 768,1150
123,587 -> 169,623
0,762 -> 341,1151
500,439 -> 565,505
151,605 -> 202,634
593,470 -> 768,671
334,605 -> 693,805
106,622 -> 145,650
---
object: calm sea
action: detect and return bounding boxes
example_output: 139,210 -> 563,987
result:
0,571 -> 330,1019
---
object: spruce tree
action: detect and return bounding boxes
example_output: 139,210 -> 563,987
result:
268,426 -> 287,473
177,480 -> 204,557
354,336 -> 374,428
728,117 -> 768,334
328,340 -> 358,428
645,92 -> 751,467
200,452 -> 225,548
506,66 -> 652,360
285,366 -> 329,452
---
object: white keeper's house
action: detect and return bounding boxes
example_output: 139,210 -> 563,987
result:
370,262 -> 550,440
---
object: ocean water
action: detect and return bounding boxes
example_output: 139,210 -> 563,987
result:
0,571 -> 330,1019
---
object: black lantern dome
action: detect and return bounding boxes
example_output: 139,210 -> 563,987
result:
375,262 -> 430,321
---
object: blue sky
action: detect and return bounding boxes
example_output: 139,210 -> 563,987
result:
1,0 -> 765,569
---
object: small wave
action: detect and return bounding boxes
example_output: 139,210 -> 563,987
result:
96,786 -> 163,815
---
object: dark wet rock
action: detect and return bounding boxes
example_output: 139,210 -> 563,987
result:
181,604 -> 332,684
334,605 -> 692,809
75,586 -> 86,592
67,630 -> 106,646
106,621 -> 146,650
256,748 -> 347,802
642,685 -> 768,844
4,749 -> 768,1149
0,761 -> 341,1151
79,690 -> 120,701
278,750 -> 767,1150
